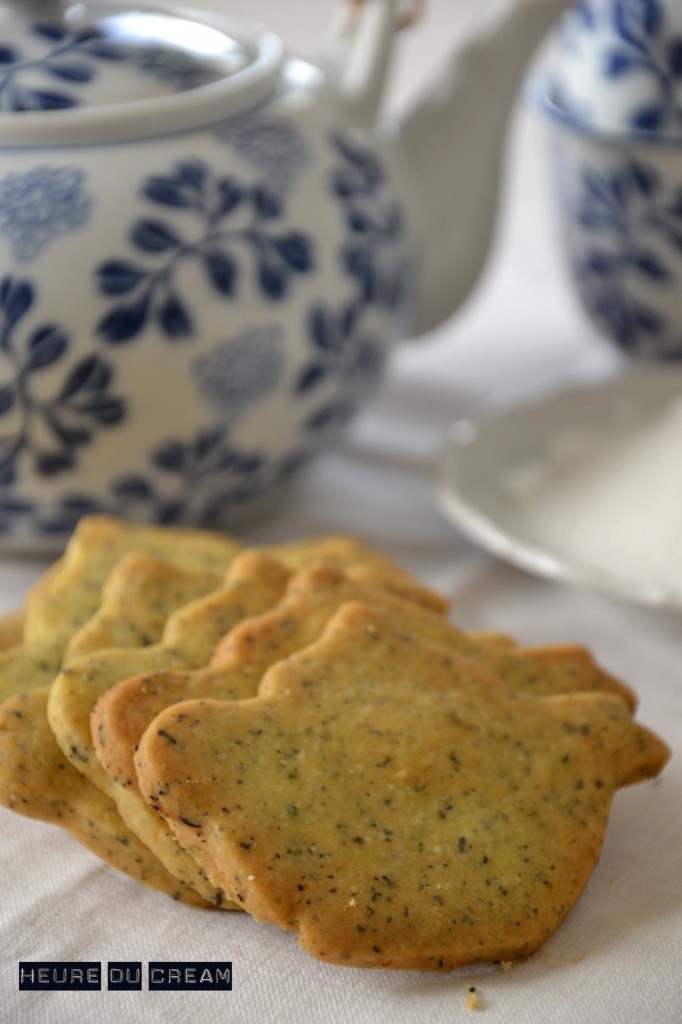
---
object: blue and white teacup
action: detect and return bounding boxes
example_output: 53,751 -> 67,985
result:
552,0 -> 682,135
541,88 -> 682,360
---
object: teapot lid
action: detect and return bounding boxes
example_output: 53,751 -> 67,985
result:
0,1 -> 284,144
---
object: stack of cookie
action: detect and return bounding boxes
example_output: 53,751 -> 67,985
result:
0,516 -> 670,970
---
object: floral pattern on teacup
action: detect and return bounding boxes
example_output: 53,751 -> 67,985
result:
557,0 -> 682,133
606,0 -> 682,131
569,157 -> 682,357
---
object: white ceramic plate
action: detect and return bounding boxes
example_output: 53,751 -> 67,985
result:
437,366 -> 682,608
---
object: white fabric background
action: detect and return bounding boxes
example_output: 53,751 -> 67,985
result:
1,2 -> 680,1022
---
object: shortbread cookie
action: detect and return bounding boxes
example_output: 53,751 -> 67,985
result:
0,550 -> 251,906
0,527 -> 248,905
266,534 -> 447,614
48,543 -> 436,902
0,516 -> 242,699
94,562 -> 636,800
1,557 -> 68,648
93,561 -> 636,910
0,559 -> 66,655
67,553 -> 224,659
0,689 -> 216,907
136,602 -> 670,971
23,516 -> 243,650
40,550 -> 288,904
1,521 -> 445,904
49,545 -> 440,788
1,518 -> 440,698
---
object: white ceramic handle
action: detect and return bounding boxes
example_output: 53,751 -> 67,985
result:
324,0 -> 401,125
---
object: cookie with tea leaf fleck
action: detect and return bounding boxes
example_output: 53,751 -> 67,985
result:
0,515 -> 242,700
23,515 -> 244,650
0,687 -> 216,907
116,558 -> 634,897
0,530 -> 244,905
65,530 -> 444,665
48,538 -> 435,903
66,552 -> 224,659
0,550 -> 251,906
50,540 -> 441,796
96,560 -> 449,793
265,534 -> 448,614
93,562 -> 634,805
0,560 -> 68,661
41,549 -> 288,904
0,558 -> 69,653
0,515 -> 441,903
0,561 -> 444,663
135,602 -> 670,971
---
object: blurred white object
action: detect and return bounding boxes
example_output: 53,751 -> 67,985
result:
438,363 -> 682,606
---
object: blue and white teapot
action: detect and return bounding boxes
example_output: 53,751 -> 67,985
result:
0,0 -> 570,549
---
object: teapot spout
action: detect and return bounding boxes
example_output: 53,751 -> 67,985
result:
398,0 -> 571,336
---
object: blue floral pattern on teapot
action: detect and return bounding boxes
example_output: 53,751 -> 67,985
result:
0,0 -> 576,548
0,165 -> 91,261
96,159 -> 315,343
0,127 -> 410,539
0,20 -> 216,112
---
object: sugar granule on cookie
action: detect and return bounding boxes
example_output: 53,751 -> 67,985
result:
136,602 -> 669,971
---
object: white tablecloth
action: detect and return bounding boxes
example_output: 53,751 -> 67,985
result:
1,3 -> 680,1022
